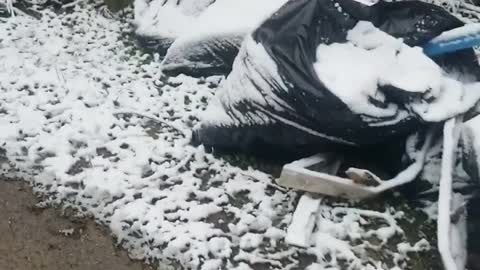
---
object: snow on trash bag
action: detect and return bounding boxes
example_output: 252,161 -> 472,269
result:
160,0 -> 288,77
192,0 -> 480,154
133,0 -> 215,54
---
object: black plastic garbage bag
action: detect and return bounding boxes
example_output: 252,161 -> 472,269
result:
159,0 -> 288,77
160,33 -> 243,77
193,0 -> 480,155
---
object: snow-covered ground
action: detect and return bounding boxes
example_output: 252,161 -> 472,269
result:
0,3 -> 450,270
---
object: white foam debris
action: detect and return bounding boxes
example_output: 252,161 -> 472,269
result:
59,228 -> 75,236
0,4 -> 438,270
285,195 -> 321,247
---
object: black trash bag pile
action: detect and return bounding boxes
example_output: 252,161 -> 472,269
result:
134,0 -> 288,76
192,0 -> 480,156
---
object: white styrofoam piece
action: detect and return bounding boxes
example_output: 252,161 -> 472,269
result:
277,132 -> 433,200
285,194 -> 322,247
278,154 -> 376,199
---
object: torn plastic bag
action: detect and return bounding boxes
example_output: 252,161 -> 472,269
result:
160,0 -> 288,77
133,0 -> 215,55
192,0 -> 480,155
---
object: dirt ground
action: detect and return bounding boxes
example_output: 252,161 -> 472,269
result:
1,178 -> 479,270
0,179 -> 155,270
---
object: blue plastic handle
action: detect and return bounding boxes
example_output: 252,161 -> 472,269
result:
423,25 -> 480,57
